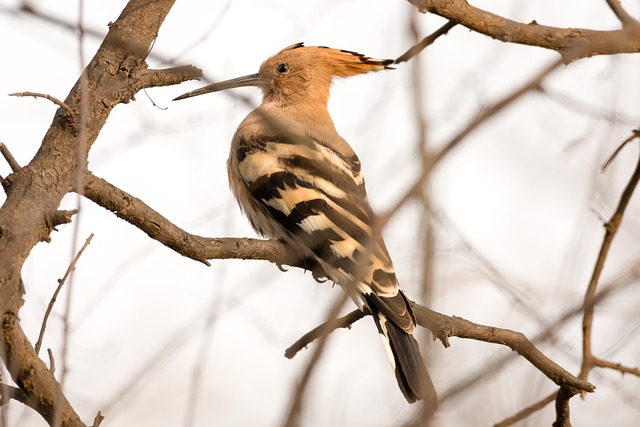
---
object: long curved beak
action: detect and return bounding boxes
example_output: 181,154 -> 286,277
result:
173,73 -> 266,101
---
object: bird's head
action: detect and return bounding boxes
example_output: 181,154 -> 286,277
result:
174,43 -> 393,106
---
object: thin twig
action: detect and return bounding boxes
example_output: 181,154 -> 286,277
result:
592,357 -> 640,376
395,20 -> 457,63
285,308 -> 368,358
493,391 -> 556,427
281,293 -> 351,427
580,137 -> 640,381
34,233 -> 94,356
604,0 -> 640,28
9,91 -> 74,119
601,129 -> 640,171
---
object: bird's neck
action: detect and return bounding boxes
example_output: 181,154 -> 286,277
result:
258,100 -> 336,132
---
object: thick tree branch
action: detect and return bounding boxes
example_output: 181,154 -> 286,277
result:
81,172 -> 325,274
552,386 -> 573,427
0,1 -> 194,426
407,0 -> 640,62
413,305 -> 593,393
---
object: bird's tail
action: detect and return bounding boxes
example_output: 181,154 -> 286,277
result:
369,306 -> 437,407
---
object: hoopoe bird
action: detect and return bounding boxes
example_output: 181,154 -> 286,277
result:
174,43 -> 437,405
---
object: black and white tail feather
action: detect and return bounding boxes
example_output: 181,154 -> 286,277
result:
366,294 -> 436,404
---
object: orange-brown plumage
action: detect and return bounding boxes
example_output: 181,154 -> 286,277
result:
174,43 -> 436,407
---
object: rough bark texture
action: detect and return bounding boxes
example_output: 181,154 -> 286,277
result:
0,1 -> 202,425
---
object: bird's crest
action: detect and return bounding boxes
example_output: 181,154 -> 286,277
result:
271,42 -> 394,78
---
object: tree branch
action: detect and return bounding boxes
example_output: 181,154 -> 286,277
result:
592,357 -> 640,376
34,234 -> 94,356
81,172 -> 325,275
552,386 -> 573,427
0,1 -> 186,426
9,92 -> 75,120
136,66 -> 202,90
580,136 -> 640,381
285,302 -> 594,394
493,391 -> 557,427
407,0 -> 640,62
395,20 -> 457,64
604,0 -> 640,28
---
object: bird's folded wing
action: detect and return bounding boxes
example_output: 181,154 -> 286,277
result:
234,131 -> 415,332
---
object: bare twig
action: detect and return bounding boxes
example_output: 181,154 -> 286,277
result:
285,308 -> 368,359
592,357 -> 640,376
493,391 -> 557,427
281,293 -> 351,427
34,234 -> 94,356
0,142 -> 21,172
395,20 -> 457,63
9,91 -> 75,119
580,136 -> 640,381
601,129 -> 640,171
604,0 -> 640,28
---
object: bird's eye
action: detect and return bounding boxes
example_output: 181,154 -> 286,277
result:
277,63 -> 289,74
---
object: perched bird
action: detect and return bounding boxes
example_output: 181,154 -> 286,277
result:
174,42 -> 437,405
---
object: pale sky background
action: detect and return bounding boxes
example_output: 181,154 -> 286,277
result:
1,0 -> 640,426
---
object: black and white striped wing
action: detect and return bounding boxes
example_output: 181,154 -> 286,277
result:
232,132 -> 415,333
